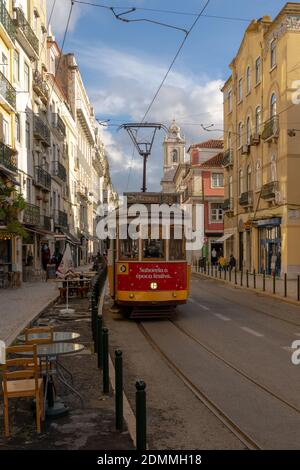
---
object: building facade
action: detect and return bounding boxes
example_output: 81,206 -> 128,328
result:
222,3 -> 300,276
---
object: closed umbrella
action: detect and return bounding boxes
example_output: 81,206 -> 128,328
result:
57,244 -> 75,314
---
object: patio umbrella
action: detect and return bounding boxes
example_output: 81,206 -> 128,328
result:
0,340 -> 5,364
57,244 -> 75,314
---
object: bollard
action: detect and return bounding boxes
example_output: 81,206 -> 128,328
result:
235,268 -> 237,285
224,268 -> 227,281
263,270 -> 266,291
240,269 -> 243,287
219,267 -> 222,279
97,316 -> 103,369
102,328 -> 109,393
297,275 -> 300,302
215,265 -> 217,278
253,269 -> 256,289
273,272 -> 276,295
229,268 -> 232,283
115,350 -> 123,431
136,380 -> 147,451
208,263 -> 210,276
284,273 -> 287,298
246,270 -> 249,288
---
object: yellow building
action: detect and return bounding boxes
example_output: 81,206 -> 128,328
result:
0,0 -> 19,280
222,2 -> 300,277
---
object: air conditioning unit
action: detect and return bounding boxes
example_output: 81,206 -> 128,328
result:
241,144 -> 250,155
250,133 -> 260,146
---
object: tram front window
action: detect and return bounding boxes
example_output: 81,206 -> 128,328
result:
143,239 -> 165,259
169,227 -> 185,260
120,239 -> 139,259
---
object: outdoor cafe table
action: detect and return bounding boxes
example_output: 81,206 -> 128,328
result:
15,342 -> 85,418
17,331 -> 80,343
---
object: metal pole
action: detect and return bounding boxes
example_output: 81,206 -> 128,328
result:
136,380 -> 147,451
142,154 -> 148,192
224,267 -> 227,281
298,275 -> 300,302
229,267 -> 232,283
115,350 -> 123,431
235,268 -> 237,285
240,269 -> 243,287
246,270 -> 249,288
97,316 -> 103,369
263,270 -> 266,291
284,273 -> 287,298
273,272 -> 276,295
253,269 -> 256,289
102,328 -> 109,393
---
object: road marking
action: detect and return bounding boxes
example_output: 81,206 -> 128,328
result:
282,346 -> 294,352
241,327 -> 264,337
199,304 -> 210,311
188,298 -> 210,311
214,313 -> 231,321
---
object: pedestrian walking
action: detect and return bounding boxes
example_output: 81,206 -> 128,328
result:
229,254 -> 236,271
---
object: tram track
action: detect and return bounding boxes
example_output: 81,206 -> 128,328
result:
137,322 -> 262,450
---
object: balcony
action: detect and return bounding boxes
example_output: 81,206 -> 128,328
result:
53,210 -> 68,228
76,99 -> 95,144
239,190 -> 253,207
33,115 -> 51,147
40,215 -> 52,232
52,113 -> 66,139
0,142 -> 17,174
0,1 -> 15,46
250,133 -> 260,146
240,144 -> 250,156
33,70 -> 49,104
223,198 -> 234,212
34,166 -> 51,191
76,181 -> 88,199
51,161 -> 67,183
23,204 -> 40,226
261,181 -> 278,200
222,149 -> 233,168
262,116 -> 279,142
0,70 -> 16,111
13,7 -> 39,59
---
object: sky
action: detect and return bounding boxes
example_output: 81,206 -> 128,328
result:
46,0 -> 289,195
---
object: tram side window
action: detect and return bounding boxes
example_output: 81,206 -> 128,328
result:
143,239 -> 165,259
120,239 -> 139,259
169,227 -> 185,260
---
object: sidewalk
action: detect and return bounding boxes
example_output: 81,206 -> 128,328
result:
0,280 -> 58,346
192,266 -> 300,305
0,264 -> 94,347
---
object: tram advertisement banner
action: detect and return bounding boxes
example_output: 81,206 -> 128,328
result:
117,262 -> 187,290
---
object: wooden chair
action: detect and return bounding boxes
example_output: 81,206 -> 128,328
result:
2,344 -> 44,437
24,326 -> 54,345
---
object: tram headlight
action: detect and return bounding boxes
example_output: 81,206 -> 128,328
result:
120,264 -> 127,273
150,282 -> 158,290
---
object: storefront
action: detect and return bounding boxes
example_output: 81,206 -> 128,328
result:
255,218 -> 282,276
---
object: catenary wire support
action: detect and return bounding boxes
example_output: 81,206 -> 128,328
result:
118,123 -> 168,192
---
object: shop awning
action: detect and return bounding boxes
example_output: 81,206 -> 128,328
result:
54,231 -> 81,246
216,233 -> 233,243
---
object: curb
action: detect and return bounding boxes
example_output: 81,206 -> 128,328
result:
192,272 -> 300,308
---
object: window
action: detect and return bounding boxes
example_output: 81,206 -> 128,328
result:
228,89 -> 232,113
1,53 -> 8,78
211,173 -> 224,188
270,93 -> 277,117
247,165 -> 252,191
172,149 -> 178,163
246,116 -> 251,145
255,161 -> 261,189
239,169 -> 243,196
227,131 -> 232,150
255,106 -> 261,134
210,203 -> 223,222
25,120 -> 30,149
169,226 -> 185,260
143,239 -> 165,260
15,114 -> 21,142
24,63 -> 30,92
13,50 -> 20,82
271,155 -> 277,182
2,118 -> 9,144
270,39 -> 276,68
33,10 -> 38,33
26,178 -> 31,204
238,122 -> 243,147
255,57 -> 261,84
238,78 -> 243,102
246,66 -> 251,94
229,175 -> 233,199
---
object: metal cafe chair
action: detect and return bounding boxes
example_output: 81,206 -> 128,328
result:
1,344 -> 45,437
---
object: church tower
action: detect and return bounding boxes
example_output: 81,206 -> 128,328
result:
161,120 -> 186,193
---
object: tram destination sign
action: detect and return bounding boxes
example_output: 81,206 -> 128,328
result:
124,192 -> 180,206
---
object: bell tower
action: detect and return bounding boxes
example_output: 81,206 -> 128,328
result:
163,120 -> 186,171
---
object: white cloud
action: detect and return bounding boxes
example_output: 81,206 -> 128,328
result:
46,0 -> 84,38
73,42 -> 224,193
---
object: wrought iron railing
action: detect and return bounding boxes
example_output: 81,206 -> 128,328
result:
223,198 -> 233,211
14,7 -> 39,55
51,161 -> 67,182
53,210 -> 68,228
33,115 -> 51,146
222,149 -> 233,167
52,113 -> 66,137
0,1 -> 16,40
239,191 -> 253,206
262,116 -> 279,141
40,215 -> 52,231
33,70 -> 49,101
0,141 -> 17,172
34,166 -> 51,190
23,204 -> 40,226
261,181 -> 278,200
0,70 -> 16,109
